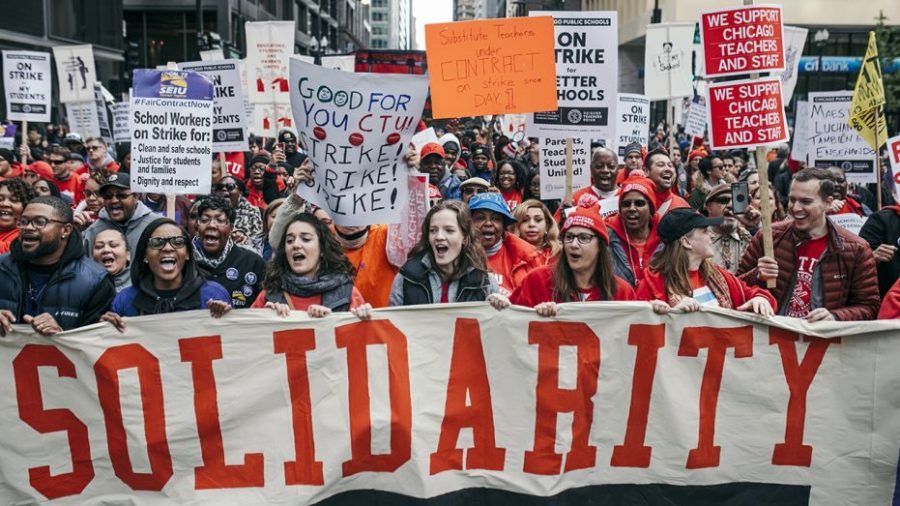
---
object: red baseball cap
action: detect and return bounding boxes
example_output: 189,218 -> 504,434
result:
420,142 -> 445,160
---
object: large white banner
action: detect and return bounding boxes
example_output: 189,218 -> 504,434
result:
527,11 -> 618,140
808,91 -> 876,184
130,69 -> 214,195
245,21 -> 294,105
615,93 -> 650,157
0,305 -> 898,505
289,58 -> 429,226
178,60 -> 249,152
2,50 -> 52,122
790,100 -> 810,164
52,44 -> 96,104
779,26 -> 808,103
643,23 -> 695,101
539,137 -> 590,200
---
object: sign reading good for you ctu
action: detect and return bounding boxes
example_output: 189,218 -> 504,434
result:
425,17 -> 558,119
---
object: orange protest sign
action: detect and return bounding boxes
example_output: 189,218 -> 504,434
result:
425,17 -> 558,119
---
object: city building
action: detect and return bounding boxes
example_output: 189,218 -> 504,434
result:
370,0 -> 412,49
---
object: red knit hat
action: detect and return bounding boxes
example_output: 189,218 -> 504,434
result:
26,161 -> 53,180
561,203 -> 609,244
618,176 -> 658,214
688,148 -> 708,161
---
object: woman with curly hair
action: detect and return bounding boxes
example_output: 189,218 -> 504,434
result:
0,178 -> 35,254
252,212 -> 371,319
512,199 -> 560,265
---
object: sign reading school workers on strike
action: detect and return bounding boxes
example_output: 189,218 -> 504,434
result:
700,5 -> 784,78
425,17 -> 558,119
2,51 -> 52,122
130,69 -> 214,195
526,11 -> 618,140
706,77 -> 789,150
289,59 -> 429,226
52,44 -> 96,103
1,306 -> 900,505
615,93 -> 650,156
178,60 -> 249,152
808,91 -> 876,184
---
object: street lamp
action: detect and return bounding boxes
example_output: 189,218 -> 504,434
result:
310,35 -> 329,65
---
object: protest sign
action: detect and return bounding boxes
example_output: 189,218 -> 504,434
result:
425,17 -> 558,119
245,21 -> 293,105
700,5 -> 784,78
65,101 -> 100,138
1,305 -> 899,505
200,48 -> 225,61
0,124 -> 16,150
888,135 -> 900,203
525,11 -> 617,140
684,95 -> 707,139
500,113 -> 528,142
615,93 -> 650,157
178,60 -> 249,152
848,31 -> 887,151
539,137 -> 589,200
387,173 -> 429,267
321,55 -> 357,72
829,213 -> 865,235
130,69 -> 214,195
52,44 -> 96,103
643,23 -> 694,100
288,58 -> 429,226
808,91 -> 876,184
790,100 -> 810,164
109,101 -> 131,143
779,26 -> 808,102
410,127 -> 439,154
2,50 -> 51,122
252,103 -> 293,138
706,77 -> 788,150
93,83 -> 113,144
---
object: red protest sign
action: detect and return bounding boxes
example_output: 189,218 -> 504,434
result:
706,77 -> 789,150
700,5 -> 784,78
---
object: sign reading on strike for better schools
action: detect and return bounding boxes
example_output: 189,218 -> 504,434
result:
615,93 -> 650,157
130,69 -> 214,195
887,134 -> 900,202
0,305 -> 899,505
808,91 -> 876,184
526,11 -> 618,140
706,77 -> 788,150
178,60 -> 249,152
700,5 -> 784,78
2,50 -> 52,122
289,59 -> 429,226
539,137 -> 589,200
425,17 -> 558,119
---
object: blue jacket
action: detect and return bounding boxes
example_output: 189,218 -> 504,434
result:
111,281 -> 230,317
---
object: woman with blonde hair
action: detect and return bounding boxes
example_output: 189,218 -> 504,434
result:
511,199 -> 560,265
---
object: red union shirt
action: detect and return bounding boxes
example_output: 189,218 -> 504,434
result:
786,236 -> 828,318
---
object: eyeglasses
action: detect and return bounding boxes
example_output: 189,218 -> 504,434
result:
621,199 -> 648,209
17,216 -> 67,229
214,183 -> 237,192
249,165 -> 266,173
563,233 -> 597,245
147,236 -> 187,250
198,215 -> 230,226
85,145 -> 104,152
101,191 -> 133,201
462,187 -> 487,195
49,159 -> 67,165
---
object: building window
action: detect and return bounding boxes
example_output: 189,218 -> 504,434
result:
49,0 -> 123,49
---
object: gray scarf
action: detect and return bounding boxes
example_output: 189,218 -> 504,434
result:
192,237 -> 235,270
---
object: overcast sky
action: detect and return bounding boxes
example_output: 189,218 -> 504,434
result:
413,0 -> 452,50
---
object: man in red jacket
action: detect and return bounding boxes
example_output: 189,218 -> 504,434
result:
737,168 -> 879,321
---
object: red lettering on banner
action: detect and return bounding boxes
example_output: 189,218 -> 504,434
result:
678,326 -> 753,469
611,324 -> 665,468
274,329 -> 324,485
94,344 -> 173,490
523,321 -> 599,475
13,345 -> 94,499
179,335 -> 264,488
336,320 -> 412,476
770,328 -> 840,466
430,318 -> 506,474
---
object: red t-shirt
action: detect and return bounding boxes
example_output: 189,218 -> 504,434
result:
630,239 -> 647,283
51,175 -> 84,205
786,236 -> 828,318
500,188 -> 522,211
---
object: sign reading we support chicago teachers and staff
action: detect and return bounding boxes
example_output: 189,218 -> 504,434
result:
425,17 -> 558,118
130,69 -> 214,194
706,77 -> 789,150
700,5 -> 785,78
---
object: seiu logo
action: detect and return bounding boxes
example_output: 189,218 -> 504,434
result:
159,86 -> 186,96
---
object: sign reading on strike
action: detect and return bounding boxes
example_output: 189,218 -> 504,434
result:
700,5 -> 784,78
706,77 -> 788,150
425,17 -> 558,119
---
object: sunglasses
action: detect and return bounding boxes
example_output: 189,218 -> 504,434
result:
712,196 -> 732,205
147,236 -> 187,250
214,183 -> 237,192
101,191 -> 133,201
462,187 -> 487,195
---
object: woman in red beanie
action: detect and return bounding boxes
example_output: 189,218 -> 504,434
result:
607,176 -> 660,287
511,202 -> 635,316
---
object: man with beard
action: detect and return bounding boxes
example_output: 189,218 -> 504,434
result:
607,176 -> 660,287
278,129 -> 305,171
46,146 -> 83,205
574,147 -> 619,204
468,143 -> 492,181
192,197 -> 265,308
644,149 -> 690,216
420,142 -> 460,200
704,184 -> 752,273
83,173 -> 159,258
0,196 -> 115,335
826,165 -> 870,217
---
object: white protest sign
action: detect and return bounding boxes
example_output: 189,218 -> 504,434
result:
527,11 -> 618,140
199,48 -> 225,61
539,137 -> 590,200
93,83 -> 113,144
790,100 -> 810,164
109,101 -> 130,143
808,91 -> 876,184
130,69 -> 214,195
2,50 -> 51,122
321,55 -> 356,72
829,213 -> 866,235
52,44 -> 96,103
410,127 -> 438,154
779,26 -> 808,102
252,103 -> 294,137
289,58 -> 429,226
500,113 -> 528,142
684,95 -> 707,138
178,60 -> 249,152
65,101 -> 100,137
643,23 -> 695,100
387,173 -> 429,267
887,135 -> 900,203
245,21 -> 293,105
615,93 -> 650,157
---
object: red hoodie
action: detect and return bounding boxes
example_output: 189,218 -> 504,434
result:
488,233 -> 542,297
654,188 -> 690,216
606,213 -> 660,285
511,264 -> 636,306
635,264 -> 778,311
